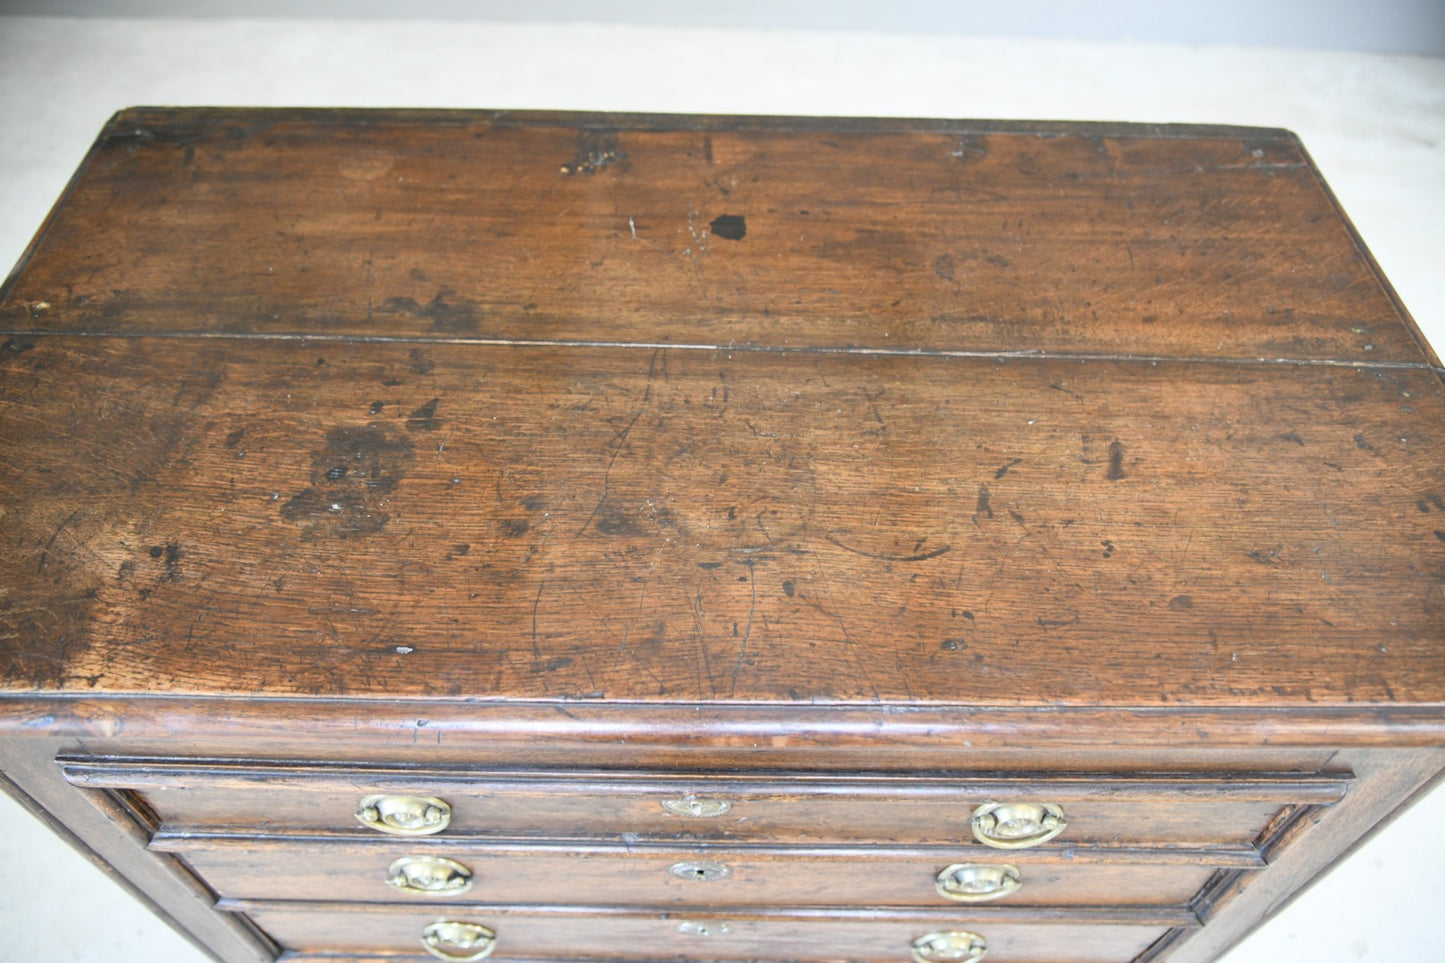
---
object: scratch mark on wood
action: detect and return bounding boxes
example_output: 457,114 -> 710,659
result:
37,508 -> 84,573
730,561 -> 756,695
644,346 -> 665,402
578,407 -> 644,536
861,387 -> 887,433
824,531 -> 951,562
688,587 -> 716,698
817,577 -> 882,702
531,581 -> 545,659
616,548 -> 663,666
576,651 -> 598,690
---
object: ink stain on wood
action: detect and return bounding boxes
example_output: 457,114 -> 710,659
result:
709,214 -> 746,241
383,289 -> 480,333
162,542 -> 182,581
594,508 -> 644,537
975,484 -> 994,519
995,458 -> 1023,479
279,424 -> 414,539
1107,440 -> 1127,480
406,398 -> 442,432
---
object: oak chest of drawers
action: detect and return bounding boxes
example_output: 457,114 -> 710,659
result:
1,108 -> 1442,963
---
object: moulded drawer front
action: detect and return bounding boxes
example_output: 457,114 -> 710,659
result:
236,903 -> 1179,963
64,760 -> 1349,847
155,835 -> 1247,908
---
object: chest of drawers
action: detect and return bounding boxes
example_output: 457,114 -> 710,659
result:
1,108 -> 1442,963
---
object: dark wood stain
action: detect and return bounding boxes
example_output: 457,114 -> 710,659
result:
710,214 -> 747,241
277,424 -> 414,541
1108,440 -> 1127,481
404,397 -> 443,432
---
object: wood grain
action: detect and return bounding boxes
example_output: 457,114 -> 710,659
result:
0,108 -> 1431,364
1,335 -> 1441,706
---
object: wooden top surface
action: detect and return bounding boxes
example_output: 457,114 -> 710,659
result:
0,109 -> 1441,717
1,107 -> 1432,363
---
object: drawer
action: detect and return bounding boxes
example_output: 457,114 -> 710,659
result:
64,759 -> 1350,848
230,901 -> 1187,962
154,834 -> 1257,908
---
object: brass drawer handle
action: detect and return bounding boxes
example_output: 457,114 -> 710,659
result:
387,855 -> 473,895
935,862 -> 1021,902
421,921 -> 496,961
356,794 -> 451,835
970,801 -> 1066,849
669,860 -> 731,881
911,930 -> 988,963
661,794 -> 732,818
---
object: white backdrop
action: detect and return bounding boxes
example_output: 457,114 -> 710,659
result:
0,0 -> 1443,54
0,15 -> 1442,963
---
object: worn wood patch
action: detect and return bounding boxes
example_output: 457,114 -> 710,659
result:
1,336 -> 1441,705
0,108 -> 1427,363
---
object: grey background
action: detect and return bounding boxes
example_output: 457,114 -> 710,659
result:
2,0 -> 1444,56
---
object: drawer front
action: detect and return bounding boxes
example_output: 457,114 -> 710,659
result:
157,835 -> 1248,908
236,903 -> 1179,962
66,760 -> 1349,848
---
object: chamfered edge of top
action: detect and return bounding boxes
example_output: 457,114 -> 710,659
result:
1,693 -> 1444,750
98,104 -> 1307,142
2,105 -> 1437,370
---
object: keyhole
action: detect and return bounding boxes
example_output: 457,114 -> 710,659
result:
669,860 -> 730,881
